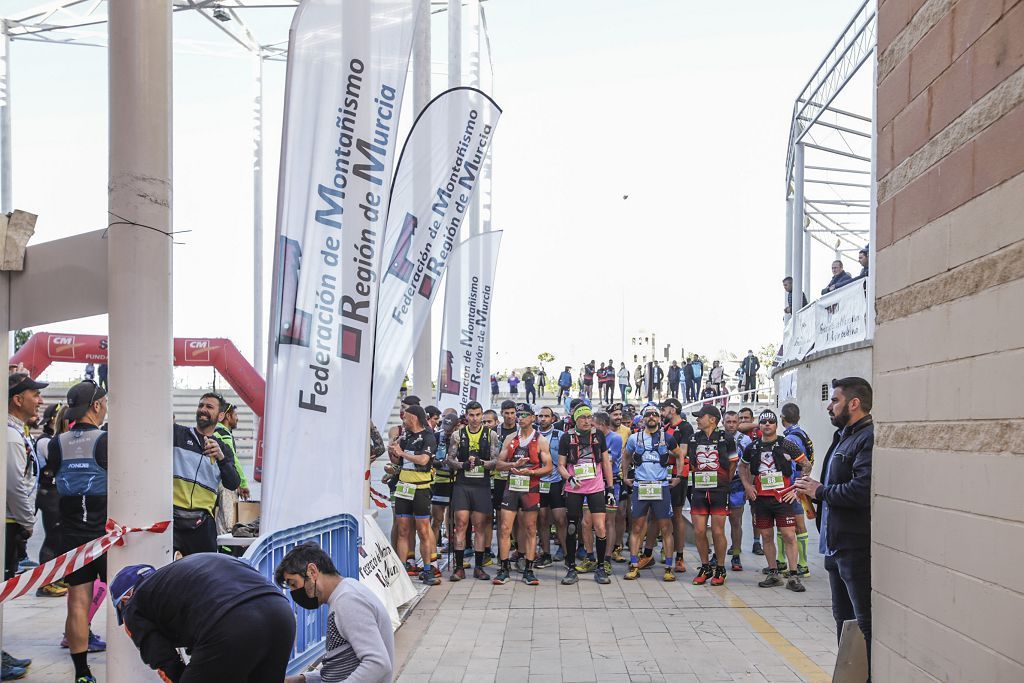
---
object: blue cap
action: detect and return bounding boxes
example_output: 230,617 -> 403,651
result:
110,564 -> 156,624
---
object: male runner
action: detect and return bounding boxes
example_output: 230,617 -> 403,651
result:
608,403 -> 632,562
688,405 -> 738,587
593,412 -> 622,574
535,406 -> 566,568
388,405 -> 440,586
482,409 -> 499,430
739,409 -> 809,592
622,403 -> 681,582
430,412 -> 459,563
386,395 -> 421,566
582,360 -> 595,400
447,401 -> 499,581
723,410 -> 753,571
486,401 -> 519,566
493,404 -> 552,586
558,404 -> 614,585
658,398 -> 693,573
780,402 -> 814,576
737,406 -> 763,555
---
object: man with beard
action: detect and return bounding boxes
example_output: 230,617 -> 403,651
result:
430,411 -> 460,564
489,400 -> 519,565
608,404 -> 633,562
173,393 -> 240,556
659,398 -> 693,573
535,406 -> 566,568
688,405 -> 738,587
793,377 -> 874,664
723,410 -> 753,572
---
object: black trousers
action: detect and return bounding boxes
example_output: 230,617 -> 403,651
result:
173,514 -> 218,557
4,523 -> 22,580
180,594 -> 296,682
669,381 -> 679,399
824,548 -> 872,666
36,487 -> 62,564
525,384 -> 536,403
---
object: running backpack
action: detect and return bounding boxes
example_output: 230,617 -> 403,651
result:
788,428 -> 815,463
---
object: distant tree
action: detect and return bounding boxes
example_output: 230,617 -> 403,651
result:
537,351 -> 554,364
14,329 -> 31,352
757,343 -> 778,371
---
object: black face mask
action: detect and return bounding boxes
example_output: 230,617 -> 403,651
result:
290,574 -> 319,611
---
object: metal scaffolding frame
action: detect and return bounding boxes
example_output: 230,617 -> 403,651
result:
1,0 -> 493,373
784,0 -> 875,316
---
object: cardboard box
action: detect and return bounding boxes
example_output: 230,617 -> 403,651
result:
235,501 -> 260,525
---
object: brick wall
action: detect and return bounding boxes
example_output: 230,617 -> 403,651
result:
873,0 -> 1024,680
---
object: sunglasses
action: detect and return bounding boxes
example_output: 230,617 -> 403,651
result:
759,419 -> 777,424
517,412 -> 532,418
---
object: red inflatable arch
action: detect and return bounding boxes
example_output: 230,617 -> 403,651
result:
10,332 -> 267,478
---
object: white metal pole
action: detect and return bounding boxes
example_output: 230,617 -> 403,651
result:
784,195 -> 793,319
448,0 -> 462,88
410,0 -> 432,398
468,0 -> 480,238
0,20 -> 12,214
867,53 -> 877,339
106,2 -> 174,680
253,54 -> 264,373
803,229 -> 812,301
792,142 -> 806,308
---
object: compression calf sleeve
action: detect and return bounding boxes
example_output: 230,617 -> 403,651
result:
797,532 -> 808,566
776,530 -> 785,564
455,549 -> 465,568
595,536 -> 607,564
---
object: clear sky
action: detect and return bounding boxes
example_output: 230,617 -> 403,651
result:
4,0 -> 870,384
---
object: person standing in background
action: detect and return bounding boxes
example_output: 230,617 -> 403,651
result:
522,368 -> 536,404
536,367 -> 547,398
617,362 -> 630,402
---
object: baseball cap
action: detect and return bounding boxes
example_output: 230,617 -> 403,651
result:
65,380 -> 107,422
515,402 -> 534,416
401,395 -> 421,407
758,409 -> 779,424
110,564 -> 156,624
441,413 -> 459,430
691,405 -> 722,421
8,372 -> 48,400
659,398 -> 682,413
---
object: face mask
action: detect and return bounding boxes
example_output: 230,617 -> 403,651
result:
291,574 -> 319,610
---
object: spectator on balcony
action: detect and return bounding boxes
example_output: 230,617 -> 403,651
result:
783,277 -> 808,314
857,245 -> 869,279
821,260 -> 853,295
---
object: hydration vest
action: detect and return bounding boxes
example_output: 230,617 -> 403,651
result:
55,429 -> 107,497
565,430 -> 600,466
507,430 -> 540,467
634,429 -> 669,467
748,439 -> 794,478
457,426 -> 491,462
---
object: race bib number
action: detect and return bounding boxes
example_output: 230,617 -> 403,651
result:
509,475 -> 530,492
760,472 -> 785,490
395,481 -> 417,500
495,470 -> 509,480
465,465 -> 485,479
539,481 -> 551,494
574,462 -> 597,480
694,471 -> 718,489
638,482 -> 662,500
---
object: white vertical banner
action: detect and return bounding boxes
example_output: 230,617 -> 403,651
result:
370,87 -> 501,429
358,514 -> 417,630
436,231 -> 502,412
262,0 -> 420,536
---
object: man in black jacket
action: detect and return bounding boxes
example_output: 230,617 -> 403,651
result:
794,376 -> 873,668
111,553 -> 294,682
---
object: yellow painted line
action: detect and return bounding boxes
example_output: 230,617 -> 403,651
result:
719,588 -> 832,683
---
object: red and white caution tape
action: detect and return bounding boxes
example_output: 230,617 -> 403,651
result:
369,485 -> 389,509
0,518 -> 170,604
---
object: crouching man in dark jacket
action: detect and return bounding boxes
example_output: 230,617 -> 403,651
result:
793,376 -> 873,669
111,553 -> 295,682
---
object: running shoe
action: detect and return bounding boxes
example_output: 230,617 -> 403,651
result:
624,564 -> 640,580
0,666 -> 26,681
430,553 -> 440,563
419,568 -> 441,586
786,573 -> 806,593
432,566 -> 442,578
776,561 -> 788,573
35,582 -> 68,598
492,567 -> 510,585
611,547 -> 627,563
692,564 -> 712,586
731,556 -> 743,572
405,562 -> 420,577
534,553 -> 553,569
553,548 -> 565,563
0,653 -> 29,670
522,570 -> 540,586
87,632 -> 106,653
560,568 -> 579,585
797,564 -> 810,577
710,566 -> 727,586
575,547 -> 587,561
758,571 -> 784,588
473,566 -> 490,581
710,553 -> 718,568
674,557 -> 686,573
482,551 -> 496,567
450,566 -> 466,582
594,566 -> 611,585
73,676 -> 96,683
663,567 -> 676,582
575,558 -> 597,574
602,560 -> 613,576
636,554 -> 655,570
752,541 -> 764,555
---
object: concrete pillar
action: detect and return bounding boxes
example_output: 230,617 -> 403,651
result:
106,1 -> 175,680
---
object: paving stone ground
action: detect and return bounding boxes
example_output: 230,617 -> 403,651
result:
393,518 -> 838,683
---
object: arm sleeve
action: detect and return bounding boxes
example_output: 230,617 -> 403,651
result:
216,431 -> 249,489
335,593 -> 394,683
6,433 -> 34,528
124,607 -> 186,682
216,440 -> 242,491
46,436 -> 63,479
821,438 -> 872,510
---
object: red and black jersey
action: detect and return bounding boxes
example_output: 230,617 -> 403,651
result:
741,437 -> 805,496
687,428 -> 738,491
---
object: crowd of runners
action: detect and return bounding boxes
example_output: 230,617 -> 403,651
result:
382,391 -> 818,592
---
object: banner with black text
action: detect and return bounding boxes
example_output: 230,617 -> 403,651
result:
370,87 -> 501,429
435,231 -> 502,412
262,0 -> 420,536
